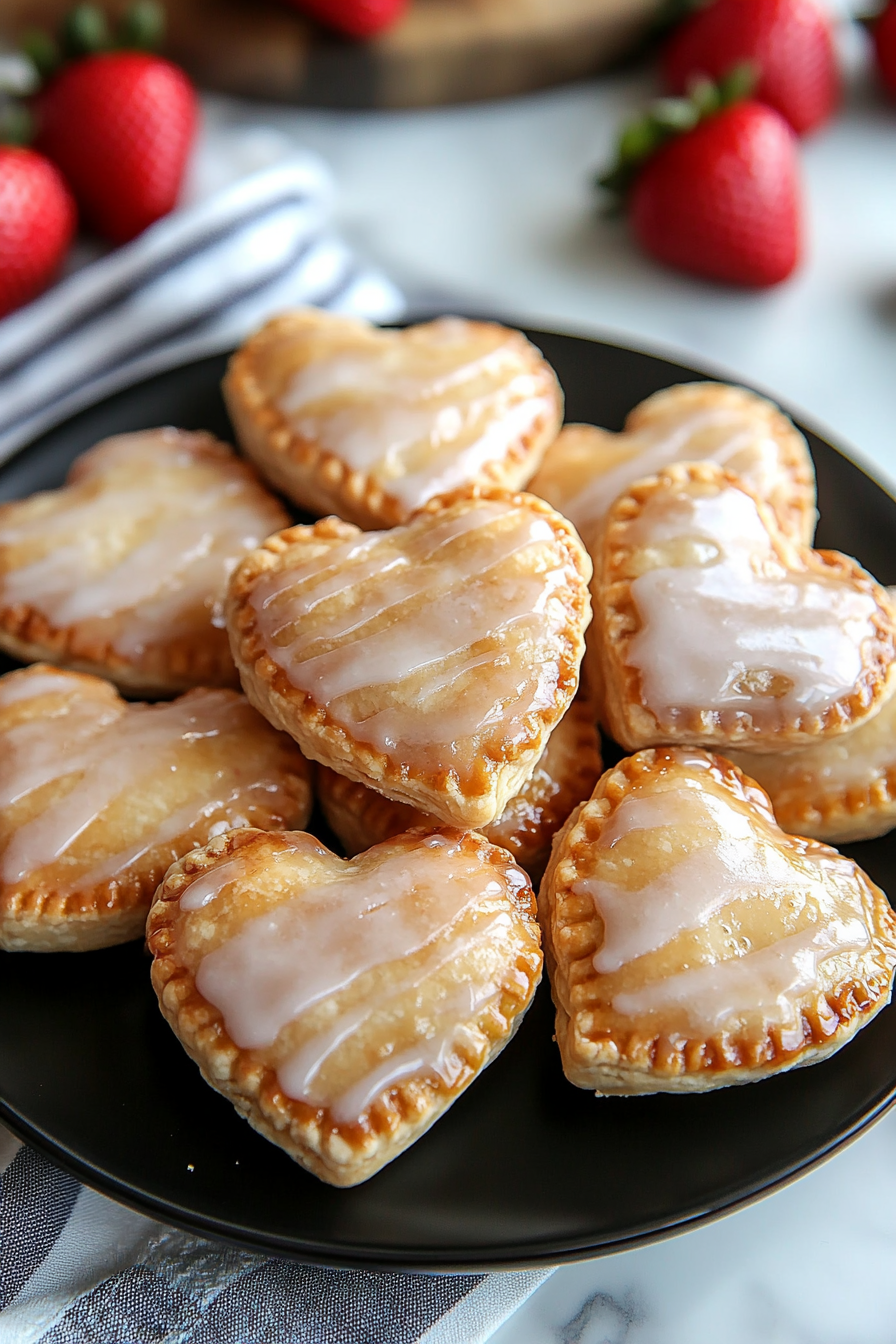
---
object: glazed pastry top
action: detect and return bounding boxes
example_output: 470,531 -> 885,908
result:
597,465 -> 896,748
245,494 -> 591,783
553,750 -> 893,1047
529,382 -> 816,545
0,666 -> 305,890
627,485 -> 876,721
173,830 -> 539,1124
268,315 -> 561,513
0,429 -> 287,656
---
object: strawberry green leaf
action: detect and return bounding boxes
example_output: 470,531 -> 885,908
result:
61,5 -> 112,58
117,1 -> 166,52
19,30 -> 60,82
597,62 -> 758,209
0,99 -> 34,147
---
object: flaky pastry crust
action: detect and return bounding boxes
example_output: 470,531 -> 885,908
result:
0,428 -> 289,696
0,664 -> 312,952
591,462 -> 896,753
222,310 -> 563,530
538,748 -> 896,1094
727,589 -> 896,845
226,487 -> 592,829
318,699 -> 602,880
528,382 -> 817,547
147,826 -> 542,1185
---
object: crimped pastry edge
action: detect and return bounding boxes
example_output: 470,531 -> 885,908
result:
538,748 -> 896,1094
317,699 -> 602,879
0,624 -> 240,697
728,754 -> 896,846
594,461 -> 896,753
0,431 -> 289,696
624,382 -> 818,545
222,312 -> 564,531
147,826 -> 543,1186
0,671 -> 314,951
225,487 -> 593,830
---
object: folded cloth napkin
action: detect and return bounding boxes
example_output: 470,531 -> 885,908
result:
0,148 -> 405,467
0,1127 -> 551,1344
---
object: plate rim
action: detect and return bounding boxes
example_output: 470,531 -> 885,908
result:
2,1087 -> 896,1271
2,325 -> 896,1271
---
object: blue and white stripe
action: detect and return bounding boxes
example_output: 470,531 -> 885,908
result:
0,152 -> 405,469
0,1128 -> 551,1344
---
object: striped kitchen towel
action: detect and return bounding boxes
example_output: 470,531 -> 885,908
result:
0,133 -> 404,469
0,1127 -> 551,1344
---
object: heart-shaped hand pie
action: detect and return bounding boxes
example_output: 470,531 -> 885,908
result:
539,747 -> 896,1094
528,382 -> 816,547
226,489 -> 592,829
0,664 -> 312,952
730,692 -> 896,845
0,429 -> 289,695
223,310 -> 563,530
318,699 -> 602,881
592,462 -> 896,753
148,827 -> 542,1185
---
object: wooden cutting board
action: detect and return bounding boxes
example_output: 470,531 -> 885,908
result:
1,0 -> 657,107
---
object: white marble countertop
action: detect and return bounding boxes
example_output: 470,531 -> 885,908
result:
194,34 -> 896,1342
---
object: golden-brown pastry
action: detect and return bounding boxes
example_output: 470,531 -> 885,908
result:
539,747 -> 896,1094
0,664 -> 312,952
592,462 -> 896,754
148,826 -> 542,1185
318,699 -> 602,880
527,382 -> 816,547
0,428 -> 289,695
226,488 -> 592,830
222,309 -> 563,530
729,688 -> 896,845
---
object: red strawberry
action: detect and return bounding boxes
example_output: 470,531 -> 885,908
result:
872,3 -> 896,96
35,51 -> 196,245
0,146 -> 75,318
287,0 -> 407,39
631,102 -> 801,286
599,74 -> 802,287
662,0 -> 838,135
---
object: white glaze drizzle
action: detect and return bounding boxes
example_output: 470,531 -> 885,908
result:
278,321 -> 554,511
0,670 -> 86,707
0,687 -> 285,883
276,913 -> 514,1121
251,500 -> 576,763
578,788 -> 837,973
189,834 -> 525,1120
0,431 -> 282,655
612,919 -> 869,1033
625,486 -> 879,724
560,407 -> 785,537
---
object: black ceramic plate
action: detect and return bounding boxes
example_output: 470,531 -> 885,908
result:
1,330 -> 895,1272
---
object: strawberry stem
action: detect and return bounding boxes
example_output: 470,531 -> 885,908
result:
597,61 -> 758,207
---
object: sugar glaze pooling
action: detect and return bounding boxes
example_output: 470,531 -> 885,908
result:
625,485 -> 879,727
185,834 -> 530,1123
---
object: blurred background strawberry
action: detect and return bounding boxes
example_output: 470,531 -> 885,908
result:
29,3 -> 197,244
